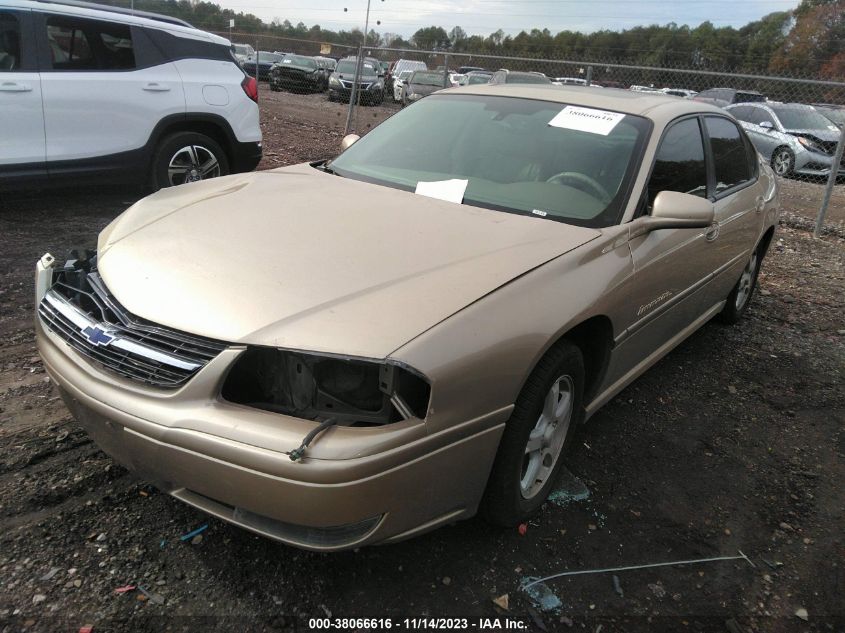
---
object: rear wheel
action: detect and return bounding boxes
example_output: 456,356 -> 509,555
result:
150,132 -> 229,191
482,341 -> 584,526
719,242 -> 763,324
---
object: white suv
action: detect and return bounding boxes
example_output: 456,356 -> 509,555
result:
0,0 -> 262,190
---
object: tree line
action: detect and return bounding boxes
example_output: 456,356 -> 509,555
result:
103,0 -> 842,78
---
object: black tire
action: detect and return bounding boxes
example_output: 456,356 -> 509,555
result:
481,341 -> 585,526
149,132 -> 229,191
771,146 -> 795,177
718,240 -> 764,324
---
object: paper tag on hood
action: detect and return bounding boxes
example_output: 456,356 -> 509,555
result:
549,106 -> 625,135
415,179 -> 468,204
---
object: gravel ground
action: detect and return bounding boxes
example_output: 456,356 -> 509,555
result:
0,89 -> 843,633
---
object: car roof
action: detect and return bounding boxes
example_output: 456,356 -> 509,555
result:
444,84 -> 727,123
1,0 -> 228,43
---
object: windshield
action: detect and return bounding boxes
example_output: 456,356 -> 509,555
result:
336,60 -> 377,75
257,52 -> 283,62
467,74 -> 492,85
282,54 -> 317,69
329,94 -> 650,228
506,73 -> 550,84
817,107 -> 845,126
234,45 -> 252,55
773,106 -> 837,130
411,71 -> 446,86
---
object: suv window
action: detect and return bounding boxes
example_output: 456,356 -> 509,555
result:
705,117 -> 753,194
0,11 -> 21,71
46,16 -> 135,70
647,118 -> 707,206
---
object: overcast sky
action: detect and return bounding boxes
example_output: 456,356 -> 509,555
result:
219,0 -> 800,37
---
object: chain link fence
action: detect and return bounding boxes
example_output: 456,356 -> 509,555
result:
220,32 -> 845,234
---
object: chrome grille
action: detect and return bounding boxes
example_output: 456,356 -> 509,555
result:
38,270 -> 227,388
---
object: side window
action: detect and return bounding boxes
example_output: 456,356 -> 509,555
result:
0,11 -> 21,71
647,118 -> 708,207
757,110 -> 776,128
45,16 -> 134,70
704,117 -> 753,194
730,106 -> 752,123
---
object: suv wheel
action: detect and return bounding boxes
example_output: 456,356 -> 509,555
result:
482,340 -> 584,526
151,132 -> 230,190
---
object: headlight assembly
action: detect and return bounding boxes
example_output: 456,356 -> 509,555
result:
329,76 -> 341,87
222,347 -> 431,426
797,136 -> 830,155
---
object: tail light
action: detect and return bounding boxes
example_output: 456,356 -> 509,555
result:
241,76 -> 258,103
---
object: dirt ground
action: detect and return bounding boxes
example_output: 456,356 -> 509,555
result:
0,89 -> 844,633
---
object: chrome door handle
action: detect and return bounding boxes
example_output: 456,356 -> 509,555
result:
704,223 -> 720,241
0,82 -> 32,92
143,83 -> 171,92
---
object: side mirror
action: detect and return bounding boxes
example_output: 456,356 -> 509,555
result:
340,134 -> 360,151
631,191 -> 715,238
759,121 -> 774,130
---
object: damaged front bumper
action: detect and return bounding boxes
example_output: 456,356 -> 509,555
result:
35,255 -> 507,551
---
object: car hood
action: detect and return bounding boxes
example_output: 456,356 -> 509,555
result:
784,128 -> 841,142
96,164 -> 600,358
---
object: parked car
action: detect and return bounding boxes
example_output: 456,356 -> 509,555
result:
231,43 -> 254,66
489,70 -> 551,85
314,55 -> 337,74
629,84 -> 661,93
242,51 -> 284,81
269,54 -> 325,93
662,88 -> 697,98
726,102 -> 844,178
0,0 -> 261,191
555,77 -> 586,86
386,58 -> 427,95
401,70 -> 447,106
812,103 -> 845,129
694,88 -> 765,108
449,72 -> 467,87
457,65 -> 485,74
392,69 -> 413,102
35,85 -> 779,551
328,57 -> 384,105
465,70 -> 493,85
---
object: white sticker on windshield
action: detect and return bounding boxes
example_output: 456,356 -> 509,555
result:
415,179 -> 468,204
532,209 -> 548,217
548,106 -> 625,135
283,59 -> 292,63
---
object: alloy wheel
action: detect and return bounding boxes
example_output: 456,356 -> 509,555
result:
773,150 -> 792,176
168,145 -> 221,186
520,375 -> 574,499
735,251 -> 759,311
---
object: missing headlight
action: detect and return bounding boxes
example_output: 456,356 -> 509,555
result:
222,348 -> 430,426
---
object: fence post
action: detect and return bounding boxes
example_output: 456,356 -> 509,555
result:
443,53 -> 450,88
344,45 -> 363,136
814,125 -> 845,238
585,65 -> 593,86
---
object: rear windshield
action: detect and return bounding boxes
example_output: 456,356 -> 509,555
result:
772,106 -> 837,130
329,94 -> 650,228
735,92 -> 765,103
411,71 -> 446,86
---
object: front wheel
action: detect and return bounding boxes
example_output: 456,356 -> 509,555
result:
771,147 -> 795,177
718,243 -> 763,324
482,341 -> 584,526
149,132 -> 229,191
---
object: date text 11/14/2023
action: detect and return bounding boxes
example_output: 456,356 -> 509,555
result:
308,617 -> 530,630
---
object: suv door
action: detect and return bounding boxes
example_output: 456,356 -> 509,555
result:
0,9 -> 45,179
35,13 -> 185,174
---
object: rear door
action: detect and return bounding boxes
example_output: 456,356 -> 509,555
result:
0,9 -> 45,177
35,13 -> 184,171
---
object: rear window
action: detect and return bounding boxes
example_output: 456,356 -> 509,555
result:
735,92 -> 765,103
46,16 -> 134,70
0,11 -> 21,71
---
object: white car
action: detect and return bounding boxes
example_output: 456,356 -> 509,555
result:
392,69 -> 413,102
0,0 -> 262,190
